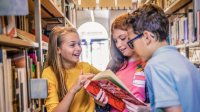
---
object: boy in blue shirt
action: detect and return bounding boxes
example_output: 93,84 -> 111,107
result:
124,3 -> 200,112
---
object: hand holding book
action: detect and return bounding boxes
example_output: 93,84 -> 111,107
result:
90,89 -> 108,107
123,100 -> 150,112
84,70 -> 146,111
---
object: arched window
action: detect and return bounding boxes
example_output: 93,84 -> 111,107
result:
78,22 -> 110,70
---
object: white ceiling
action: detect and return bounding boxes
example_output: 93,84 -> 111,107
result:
76,9 -> 127,33
77,10 -> 109,21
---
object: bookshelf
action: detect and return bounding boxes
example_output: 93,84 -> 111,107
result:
138,0 -> 200,65
0,35 -> 38,48
0,0 -> 74,112
164,0 -> 191,15
145,0 -> 152,4
176,42 -> 200,49
41,0 -> 65,17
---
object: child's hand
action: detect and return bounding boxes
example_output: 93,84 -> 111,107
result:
123,99 -> 150,112
94,89 -> 108,107
70,71 -> 94,94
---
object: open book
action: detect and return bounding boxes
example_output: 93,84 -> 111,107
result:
84,70 -> 146,111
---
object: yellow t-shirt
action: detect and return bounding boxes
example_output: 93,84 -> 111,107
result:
42,62 -> 100,112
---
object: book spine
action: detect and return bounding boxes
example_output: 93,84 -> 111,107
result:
197,11 -> 200,42
0,63 -> 5,112
188,9 -> 195,43
184,17 -> 189,44
7,59 -> 13,112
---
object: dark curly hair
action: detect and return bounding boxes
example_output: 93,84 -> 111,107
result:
126,3 -> 169,42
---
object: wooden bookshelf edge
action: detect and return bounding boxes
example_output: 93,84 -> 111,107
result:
145,0 -> 151,4
42,45 -> 48,50
175,41 -> 200,48
65,18 -> 75,27
41,0 -> 64,18
186,41 -> 200,47
175,44 -> 186,49
164,0 -> 191,14
0,35 -> 39,48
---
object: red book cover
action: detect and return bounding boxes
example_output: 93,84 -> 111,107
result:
84,70 -> 146,111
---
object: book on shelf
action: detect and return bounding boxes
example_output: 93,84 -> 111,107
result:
0,63 -> 5,112
0,48 -> 37,112
6,16 -> 17,38
30,79 -> 48,99
169,8 -> 200,46
197,10 -> 200,42
188,9 -> 196,43
0,17 -> 2,34
84,70 -> 146,111
0,16 -> 17,37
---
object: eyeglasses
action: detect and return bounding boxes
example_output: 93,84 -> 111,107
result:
127,33 -> 143,49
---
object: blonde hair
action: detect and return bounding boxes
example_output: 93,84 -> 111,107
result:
45,26 -> 78,100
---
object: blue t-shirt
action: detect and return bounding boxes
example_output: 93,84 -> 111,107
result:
144,46 -> 200,112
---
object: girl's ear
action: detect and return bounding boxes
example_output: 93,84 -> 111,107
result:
142,31 -> 152,46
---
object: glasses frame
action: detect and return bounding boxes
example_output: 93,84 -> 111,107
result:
127,33 -> 143,49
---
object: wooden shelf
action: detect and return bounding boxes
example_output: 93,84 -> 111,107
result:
29,0 -> 64,18
29,0 -> 51,18
186,41 -> 200,47
176,44 -> 186,49
42,41 -> 48,50
29,0 -> 73,26
42,45 -> 48,50
145,0 -> 151,4
164,0 -> 191,14
0,35 -> 39,48
65,17 -> 75,27
41,0 -> 64,18
175,41 -> 200,48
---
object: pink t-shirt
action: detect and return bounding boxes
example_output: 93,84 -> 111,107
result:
110,60 -> 146,112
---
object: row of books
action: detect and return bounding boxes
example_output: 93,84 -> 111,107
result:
169,10 -> 200,46
0,48 -> 47,112
0,16 -> 49,48
0,16 -> 17,37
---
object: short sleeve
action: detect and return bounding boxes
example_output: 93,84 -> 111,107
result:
86,63 -> 100,74
90,66 -> 100,74
42,68 -> 59,112
145,64 -> 180,108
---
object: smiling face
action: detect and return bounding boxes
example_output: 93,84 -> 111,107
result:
112,29 -> 134,57
58,32 -> 82,65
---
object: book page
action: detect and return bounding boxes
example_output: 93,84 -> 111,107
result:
91,70 -> 132,95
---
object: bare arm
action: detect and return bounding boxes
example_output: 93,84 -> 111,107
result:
53,74 -> 95,112
53,88 -> 76,112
